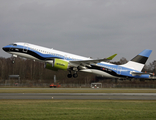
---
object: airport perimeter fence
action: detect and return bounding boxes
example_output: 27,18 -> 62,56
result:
1,83 -> 156,88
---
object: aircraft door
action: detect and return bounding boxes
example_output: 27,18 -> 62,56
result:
23,44 -> 29,53
117,66 -> 122,75
64,55 -> 67,60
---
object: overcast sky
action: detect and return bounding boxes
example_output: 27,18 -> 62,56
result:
0,0 -> 156,63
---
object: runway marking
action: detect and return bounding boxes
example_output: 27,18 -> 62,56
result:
1,93 -> 156,100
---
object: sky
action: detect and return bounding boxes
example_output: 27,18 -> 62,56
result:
0,0 -> 156,63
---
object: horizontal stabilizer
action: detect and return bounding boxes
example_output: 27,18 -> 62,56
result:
131,72 -> 151,76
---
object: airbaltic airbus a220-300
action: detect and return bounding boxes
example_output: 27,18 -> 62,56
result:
2,42 -> 154,79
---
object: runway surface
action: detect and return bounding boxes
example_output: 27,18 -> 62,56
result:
1,93 -> 156,100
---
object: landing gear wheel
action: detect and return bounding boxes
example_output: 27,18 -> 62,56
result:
12,60 -> 15,64
11,56 -> 16,64
67,74 -> 72,78
73,73 -> 78,78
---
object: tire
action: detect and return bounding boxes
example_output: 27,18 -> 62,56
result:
12,60 -> 15,64
67,74 -> 72,78
73,73 -> 78,78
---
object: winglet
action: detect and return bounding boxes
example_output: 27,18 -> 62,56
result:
107,54 -> 117,60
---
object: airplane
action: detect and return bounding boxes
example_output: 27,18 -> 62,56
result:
2,42 -> 154,79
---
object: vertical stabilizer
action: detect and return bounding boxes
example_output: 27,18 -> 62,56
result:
121,49 -> 152,71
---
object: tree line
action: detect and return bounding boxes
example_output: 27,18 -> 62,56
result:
0,57 -> 156,84
0,57 -> 95,84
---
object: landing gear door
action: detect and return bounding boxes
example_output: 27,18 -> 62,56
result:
23,43 -> 29,53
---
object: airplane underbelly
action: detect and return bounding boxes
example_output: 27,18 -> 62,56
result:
91,69 -> 117,78
10,52 -> 40,60
80,69 -> 117,78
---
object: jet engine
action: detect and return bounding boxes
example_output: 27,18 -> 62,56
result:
44,59 -> 69,71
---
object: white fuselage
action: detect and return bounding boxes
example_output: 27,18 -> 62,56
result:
3,42 -> 151,79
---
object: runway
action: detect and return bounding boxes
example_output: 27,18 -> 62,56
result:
1,93 -> 156,100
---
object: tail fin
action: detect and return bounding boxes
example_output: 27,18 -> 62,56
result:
121,49 -> 152,71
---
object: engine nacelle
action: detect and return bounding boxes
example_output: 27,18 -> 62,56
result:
44,59 -> 69,71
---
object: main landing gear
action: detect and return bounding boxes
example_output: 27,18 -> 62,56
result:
67,71 -> 78,78
11,55 -> 17,64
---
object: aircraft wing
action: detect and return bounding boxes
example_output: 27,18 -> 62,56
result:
69,54 -> 117,67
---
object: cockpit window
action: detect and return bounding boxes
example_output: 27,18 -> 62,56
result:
13,44 -> 17,46
9,43 -> 17,46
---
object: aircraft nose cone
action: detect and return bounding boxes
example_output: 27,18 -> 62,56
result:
2,47 -> 5,51
2,46 -> 8,52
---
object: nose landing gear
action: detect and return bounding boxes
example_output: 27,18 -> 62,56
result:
11,54 -> 17,64
12,60 -> 15,64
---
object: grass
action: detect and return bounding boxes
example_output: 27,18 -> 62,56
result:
0,88 -> 156,93
0,100 -> 156,120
